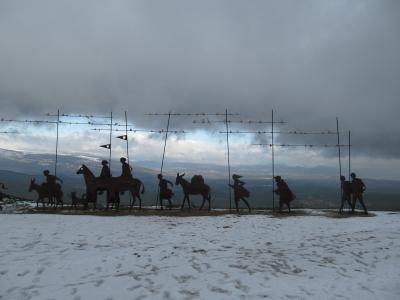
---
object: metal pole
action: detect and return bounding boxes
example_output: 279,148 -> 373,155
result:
336,117 -> 342,177
109,111 -> 112,173
156,112 -> 171,208
348,130 -> 351,179
160,112 -> 171,175
336,117 -> 343,208
225,109 -> 232,212
125,110 -> 132,207
272,109 -> 275,212
55,109 -> 60,176
125,111 -> 130,170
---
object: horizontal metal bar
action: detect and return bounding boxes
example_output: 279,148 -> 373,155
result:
146,112 -> 239,116
252,144 -> 351,147
219,130 -> 337,134
91,128 -> 186,133
46,113 -> 111,119
194,119 -> 285,124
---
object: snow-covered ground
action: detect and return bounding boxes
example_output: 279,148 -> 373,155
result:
0,211 -> 399,300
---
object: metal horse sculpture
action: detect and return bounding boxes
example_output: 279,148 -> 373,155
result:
76,164 -> 145,209
175,173 -> 211,210
28,178 -> 63,208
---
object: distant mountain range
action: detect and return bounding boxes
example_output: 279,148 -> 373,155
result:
0,148 -> 399,210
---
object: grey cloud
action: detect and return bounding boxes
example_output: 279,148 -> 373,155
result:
0,0 -> 399,158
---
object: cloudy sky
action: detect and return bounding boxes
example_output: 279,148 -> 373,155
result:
0,0 -> 399,179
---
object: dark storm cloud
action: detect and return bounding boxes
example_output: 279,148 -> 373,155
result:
0,0 -> 399,158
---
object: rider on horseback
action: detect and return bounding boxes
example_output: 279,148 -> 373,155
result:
98,160 -> 111,195
99,160 -> 111,178
120,157 -> 132,178
43,170 -> 63,204
43,170 -> 63,189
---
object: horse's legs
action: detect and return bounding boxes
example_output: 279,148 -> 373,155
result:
187,195 -> 191,209
200,197 -> 206,210
287,202 -> 291,212
106,191 -> 111,210
116,193 -> 120,209
181,195 -> 186,210
129,197 -> 134,210
208,195 -> 211,211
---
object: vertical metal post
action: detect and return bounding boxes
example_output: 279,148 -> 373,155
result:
55,109 -> 60,176
109,111 -> 113,173
348,130 -> 351,180
336,117 -> 342,176
225,109 -> 232,212
125,111 -> 130,169
125,111 -> 132,206
336,117 -> 343,207
271,109 -> 275,212
156,112 -> 171,208
160,112 -> 171,175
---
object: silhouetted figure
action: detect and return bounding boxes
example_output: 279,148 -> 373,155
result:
0,182 -> 6,210
350,172 -> 368,214
77,164 -> 145,210
99,160 -> 111,179
339,175 -> 353,213
98,160 -> 112,197
274,176 -> 295,212
43,169 -> 63,186
29,178 -> 63,208
158,174 -> 174,209
175,173 -> 211,210
120,157 -> 132,178
43,170 -> 63,206
229,174 -> 251,212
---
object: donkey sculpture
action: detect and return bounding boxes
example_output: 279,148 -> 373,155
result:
76,164 -> 145,209
175,173 -> 211,210
28,178 -> 63,208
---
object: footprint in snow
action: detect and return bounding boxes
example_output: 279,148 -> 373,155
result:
17,270 -> 30,277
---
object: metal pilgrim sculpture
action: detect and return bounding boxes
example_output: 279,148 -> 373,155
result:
229,174 -> 251,212
28,172 -> 64,208
274,176 -> 295,212
157,174 -> 174,209
339,175 -> 353,213
0,182 -> 7,210
76,161 -> 145,210
350,172 -> 368,214
175,173 -> 211,210
2,110 -> 369,214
